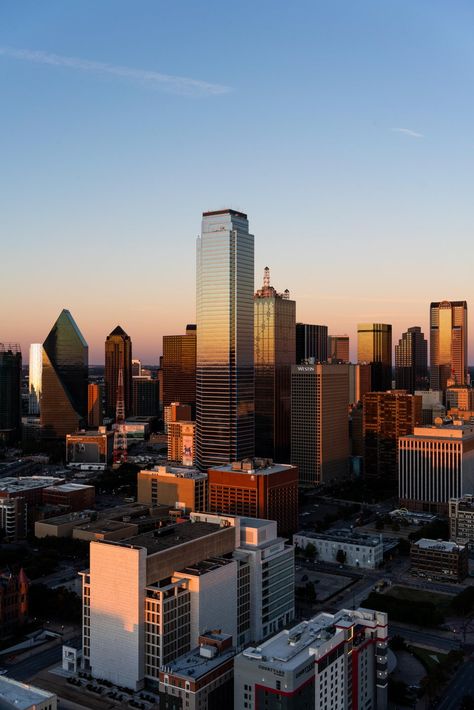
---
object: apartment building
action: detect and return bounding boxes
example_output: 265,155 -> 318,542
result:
234,607 -> 388,710
449,495 -> 474,545
137,466 -> 207,514
410,538 -> 468,582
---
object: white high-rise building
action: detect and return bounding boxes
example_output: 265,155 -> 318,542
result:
80,515 -> 294,691
28,343 -> 42,415
234,608 -> 388,710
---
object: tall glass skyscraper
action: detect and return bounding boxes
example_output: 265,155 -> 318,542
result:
254,267 -> 295,462
430,301 -> 468,392
0,344 -> 22,442
41,309 -> 88,438
357,323 -> 392,392
28,343 -> 43,415
196,209 -> 254,469
395,326 -> 428,393
105,325 -> 132,419
296,323 -> 328,363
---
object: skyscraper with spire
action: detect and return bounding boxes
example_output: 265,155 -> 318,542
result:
254,266 -> 295,461
105,326 -> 132,419
41,309 -> 88,438
196,209 -> 255,469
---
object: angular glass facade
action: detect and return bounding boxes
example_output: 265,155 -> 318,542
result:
296,323 -> 328,363
254,269 -> 295,461
357,323 -> 392,392
41,309 -> 88,438
430,301 -> 468,392
105,325 -> 132,419
196,209 -> 254,469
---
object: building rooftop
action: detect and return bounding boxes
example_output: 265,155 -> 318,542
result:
102,521 -> 224,555
44,483 -> 94,493
164,641 -> 235,680
76,519 -> 137,534
407,421 -> 474,440
177,557 -> 234,577
295,528 -> 383,548
0,676 -> 56,709
0,476 -> 64,493
141,465 -> 206,480
210,458 -> 295,476
413,538 -> 465,553
202,208 -> 247,219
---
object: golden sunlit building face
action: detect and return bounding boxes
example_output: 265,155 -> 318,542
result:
357,323 -> 392,391
430,301 -> 468,392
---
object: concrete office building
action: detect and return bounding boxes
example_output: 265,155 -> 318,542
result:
399,420 -> 474,514
192,513 -> 295,643
164,402 -> 192,434
42,482 -> 95,511
328,334 -> 350,363
296,323 -> 328,364
196,209 -> 254,470
410,538 -> 468,582
168,421 -> 196,466
416,389 -> 445,424
0,476 -> 64,527
207,458 -> 298,537
254,267 -> 295,461
234,607 -> 388,710
363,390 -> 422,480
162,325 -> 196,410
293,529 -> 384,569
430,300 -> 468,392
81,515 -> 294,690
66,428 -> 114,466
137,465 -> 207,513
28,343 -> 42,415
446,386 -> 474,412
348,362 -> 372,405
159,631 -> 234,710
0,498 -> 27,541
357,323 -> 392,392
449,495 -> 474,546
41,310 -> 88,438
291,364 -> 350,486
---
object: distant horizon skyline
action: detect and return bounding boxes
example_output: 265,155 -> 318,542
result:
2,2 -> 474,366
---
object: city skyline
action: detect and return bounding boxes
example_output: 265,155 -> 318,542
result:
2,2 -> 474,362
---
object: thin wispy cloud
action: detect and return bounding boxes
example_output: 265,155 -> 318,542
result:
0,46 -> 231,97
392,127 -> 424,138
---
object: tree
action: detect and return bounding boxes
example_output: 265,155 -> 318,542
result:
336,549 -> 347,564
305,543 -> 317,561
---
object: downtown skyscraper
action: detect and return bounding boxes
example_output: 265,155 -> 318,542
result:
196,209 -> 254,469
0,344 -> 22,442
41,309 -> 88,438
430,301 -> 468,392
105,326 -> 132,419
357,323 -> 392,392
254,267 -> 295,461
395,326 -> 428,393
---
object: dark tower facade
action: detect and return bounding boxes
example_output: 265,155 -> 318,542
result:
41,309 -> 88,438
105,326 -> 132,419
254,267 -> 295,461
357,323 -> 392,392
395,326 -> 428,393
196,209 -> 255,470
0,344 -> 22,442
162,325 -> 196,410
296,323 -> 328,363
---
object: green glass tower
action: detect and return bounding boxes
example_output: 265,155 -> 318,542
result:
41,309 -> 88,438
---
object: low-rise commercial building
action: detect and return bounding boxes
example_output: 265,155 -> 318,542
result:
410,538 -> 468,582
0,676 -> 57,710
42,482 -> 95,511
137,465 -> 207,514
0,497 -> 27,541
234,607 -> 388,710
66,428 -> 114,466
449,495 -> 474,545
207,458 -> 298,537
0,475 -> 64,529
159,631 -> 234,710
293,529 -> 383,569
0,568 -> 28,635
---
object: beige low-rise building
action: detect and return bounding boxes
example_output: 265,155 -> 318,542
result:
137,465 -> 207,513
0,676 -> 57,710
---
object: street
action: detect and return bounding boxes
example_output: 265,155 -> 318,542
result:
6,635 -> 82,682
436,659 -> 474,709
389,624 -> 461,652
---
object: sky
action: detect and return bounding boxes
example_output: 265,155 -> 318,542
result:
1,0 -> 474,364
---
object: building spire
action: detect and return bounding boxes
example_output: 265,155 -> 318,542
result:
263,266 -> 270,290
